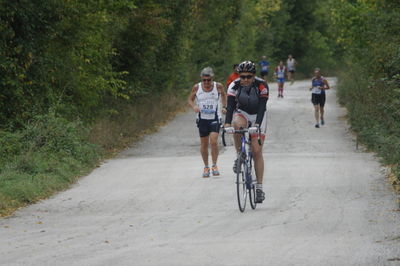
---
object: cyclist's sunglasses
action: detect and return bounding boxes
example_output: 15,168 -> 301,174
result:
240,75 -> 254,80
202,78 -> 212,82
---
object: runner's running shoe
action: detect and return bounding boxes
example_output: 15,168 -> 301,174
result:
203,167 -> 210,178
212,165 -> 220,176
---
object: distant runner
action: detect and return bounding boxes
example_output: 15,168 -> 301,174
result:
188,67 -> 227,177
310,68 -> 330,128
286,54 -> 297,84
259,55 -> 270,81
274,61 -> 287,98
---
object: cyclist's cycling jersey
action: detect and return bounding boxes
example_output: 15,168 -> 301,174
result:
226,77 -> 268,127
227,77 -> 269,115
195,81 -> 221,121
311,76 -> 327,95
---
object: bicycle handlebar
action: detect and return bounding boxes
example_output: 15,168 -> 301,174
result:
221,127 -> 262,146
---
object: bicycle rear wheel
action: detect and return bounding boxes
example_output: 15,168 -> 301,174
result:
236,154 -> 247,212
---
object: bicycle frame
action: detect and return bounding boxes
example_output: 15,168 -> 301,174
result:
240,131 -> 253,190
222,127 -> 260,211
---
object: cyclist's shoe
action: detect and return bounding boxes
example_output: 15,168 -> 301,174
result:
315,123 -> 320,128
255,189 -> 265,203
211,165 -> 220,176
203,167 -> 210,178
321,119 -> 325,125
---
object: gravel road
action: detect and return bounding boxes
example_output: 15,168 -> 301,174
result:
1,79 -> 399,266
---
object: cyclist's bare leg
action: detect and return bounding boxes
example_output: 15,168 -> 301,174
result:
232,115 -> 248,153
209,132 -> 219,165
314,105 -> 320,124
251,138 -> 264,184
200,136 -> 209,166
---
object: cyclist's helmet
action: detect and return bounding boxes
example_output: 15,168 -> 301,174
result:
237,60 -> 256,74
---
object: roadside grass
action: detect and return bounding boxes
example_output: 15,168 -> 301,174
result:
337,68 -> 400,191
0,92 -> 187,216
89,93 -> 187,153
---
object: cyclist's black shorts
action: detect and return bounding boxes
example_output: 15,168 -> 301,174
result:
311,93 -> 326,107
197,119 -> 220,137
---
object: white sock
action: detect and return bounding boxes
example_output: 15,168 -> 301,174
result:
256,183 -> 263,190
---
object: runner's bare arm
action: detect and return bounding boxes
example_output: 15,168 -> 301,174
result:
188,84 -> 200,112
323,79 -> 330,90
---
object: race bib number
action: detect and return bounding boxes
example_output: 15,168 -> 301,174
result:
261,66 -> 268,71
200,100 -> 216,119
312,86 -> 321,94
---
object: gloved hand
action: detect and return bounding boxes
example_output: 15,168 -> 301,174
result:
248,126 -> 260,134
224,127 -> 235,134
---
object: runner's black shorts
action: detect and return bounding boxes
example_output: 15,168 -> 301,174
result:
260,71 -> 268,77
197,119 -> 220,137
311,93 -> 326,107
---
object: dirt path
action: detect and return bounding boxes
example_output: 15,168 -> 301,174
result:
1,79 -> 399,266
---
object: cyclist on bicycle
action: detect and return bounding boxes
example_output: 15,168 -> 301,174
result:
188,67 -> 227,177
224,61 -> 269,203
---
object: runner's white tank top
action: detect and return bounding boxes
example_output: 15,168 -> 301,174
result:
276,66 -> 286,78
196,82 -> 221,120
287,58 -> 295,69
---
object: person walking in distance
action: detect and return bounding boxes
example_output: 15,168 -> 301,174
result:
188,67 -> 227,177
224,61 -> 269,203
287,54 -> 297,84
259,55 -> 270,82
310,68 -> 330,128
274,61 -> 287,98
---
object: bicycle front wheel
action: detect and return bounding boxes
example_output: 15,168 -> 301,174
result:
249,183 -> 257,210
236,154 -> 247,212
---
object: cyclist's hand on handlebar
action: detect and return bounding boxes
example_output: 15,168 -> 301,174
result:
224,127 -> 235,134
248,125 -> 260,134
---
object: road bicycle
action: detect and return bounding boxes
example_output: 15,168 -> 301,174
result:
222,127 -> 261,212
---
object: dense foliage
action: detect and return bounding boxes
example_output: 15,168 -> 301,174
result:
330,0 -> 400,180
0,0 -> 399,214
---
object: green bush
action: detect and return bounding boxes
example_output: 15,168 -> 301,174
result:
0,112 -> 99,215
